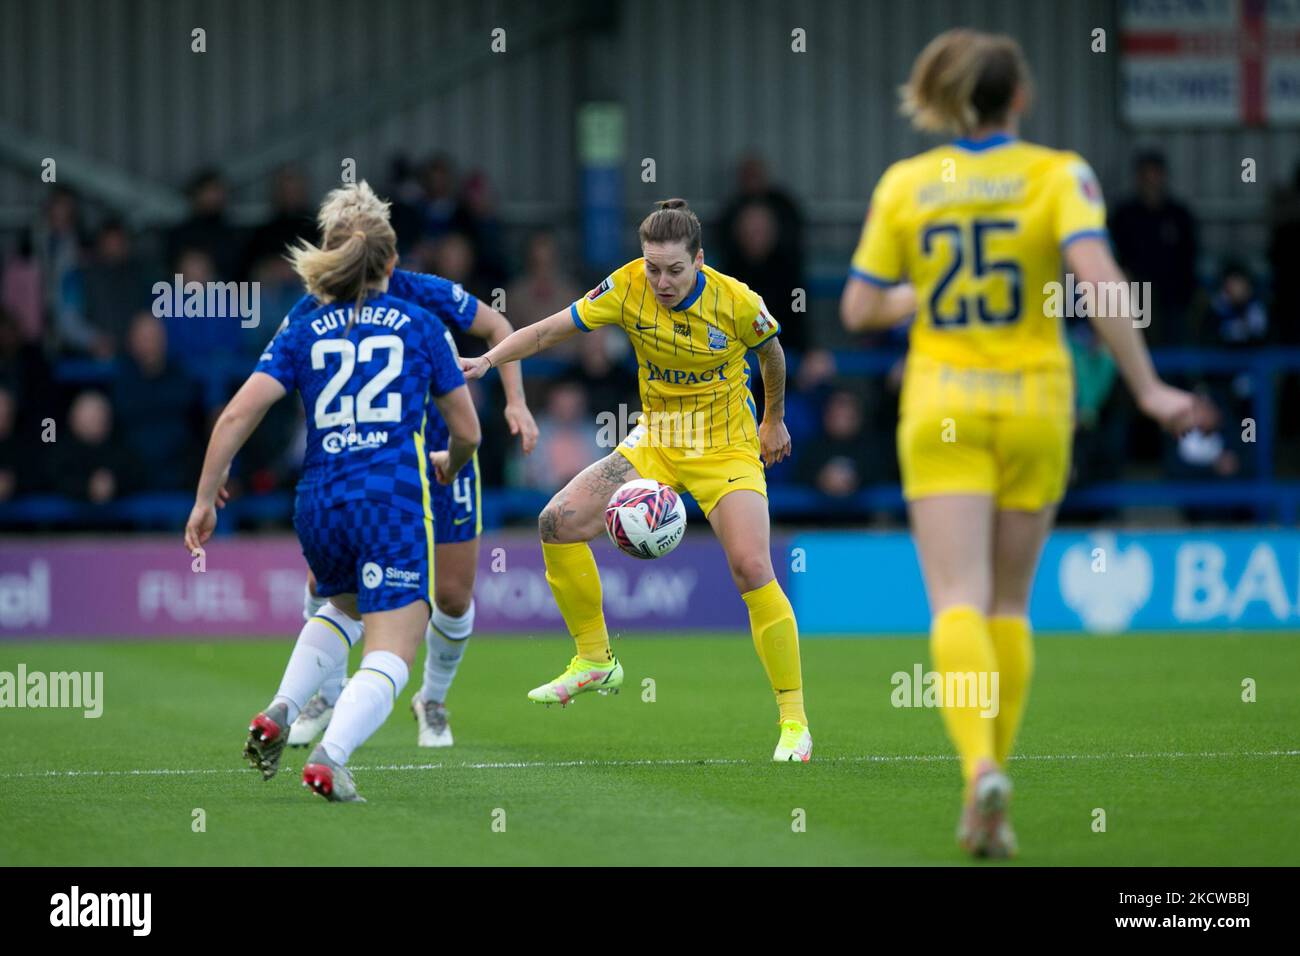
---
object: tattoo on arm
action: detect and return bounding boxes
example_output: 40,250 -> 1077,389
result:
757,339 -> 786,417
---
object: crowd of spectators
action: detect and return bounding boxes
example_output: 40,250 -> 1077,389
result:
0,149 -> 1295,528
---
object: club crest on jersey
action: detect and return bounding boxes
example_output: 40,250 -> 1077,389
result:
751,304 -> 776,339
707,324 -> 728,350
586,275 -> 614,301
1074,162 -> 1103,204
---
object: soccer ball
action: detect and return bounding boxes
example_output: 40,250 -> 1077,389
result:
604,479 -> 687,559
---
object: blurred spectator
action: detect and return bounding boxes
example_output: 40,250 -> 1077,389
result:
1068,319 -> 1126,492
112,313 -> 202,491
1268,161 -> 1300,345
458,170 -> 509,294
80,220 -> 153,355
717,154 -> 807,350
33,187 -> 85,343
49,391 -> 130,503
0,386 -> 22,501
416,154 -> 470,241
2,230 -> 46,345
167,169 -> 243,278
1208,261 -> 1268,348
164,248 -> 245,363
505,230 -> 583,358
517,381 -> 600,491
242,165 -> 315,280
796,388 -> 876,496
1109,151 -> 1199,345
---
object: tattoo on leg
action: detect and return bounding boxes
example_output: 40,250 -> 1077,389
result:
591,453 -> 633,493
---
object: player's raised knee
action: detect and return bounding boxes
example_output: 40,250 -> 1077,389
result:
729,553 -> 775,593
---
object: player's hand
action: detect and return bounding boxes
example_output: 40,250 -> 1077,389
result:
505,401 -> 538,455
429,449 -> 455,485
758,417 -> 792,467
1137,382 -> 1219,437
184,501 -> 217,553
460,355 -> 491,381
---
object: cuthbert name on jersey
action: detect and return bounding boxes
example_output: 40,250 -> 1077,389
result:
308,305 -> 413,335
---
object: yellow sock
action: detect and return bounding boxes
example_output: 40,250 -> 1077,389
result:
542,542 -> 610,663
741,580 -> 806,726
930,605 -> 997,787
988,615 -> 1034,767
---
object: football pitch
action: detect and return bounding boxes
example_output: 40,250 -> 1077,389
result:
1,633 -> 1297,866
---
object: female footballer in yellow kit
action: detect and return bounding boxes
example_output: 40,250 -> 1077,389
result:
841,30 -> 1213,854
460,199 -> 811,762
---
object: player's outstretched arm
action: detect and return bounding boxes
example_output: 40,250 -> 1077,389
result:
185,372 -> 286,551
1065,237 -> 1216,436
428,384 -> 482,486
467,300 -> 538,454
460,309 -> 578,380
755,337 -> 792,467
840,277 -> 917,332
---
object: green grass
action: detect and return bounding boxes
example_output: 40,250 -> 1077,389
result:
1,633 -> 1297,865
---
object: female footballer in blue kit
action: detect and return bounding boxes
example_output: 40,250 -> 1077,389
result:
185,182 -> 480,802
841,30 -> 1213,855
282,206 -> 538,751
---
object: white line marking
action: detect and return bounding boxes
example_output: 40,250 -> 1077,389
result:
1,750 -> 1296,780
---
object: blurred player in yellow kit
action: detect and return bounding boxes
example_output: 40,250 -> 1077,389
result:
460,200 -> 810,762
841,30 -> 1214,855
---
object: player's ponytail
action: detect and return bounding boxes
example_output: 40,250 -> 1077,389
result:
899,29 -> 1032,136
639,198 -> 702,257
288,180 -> 397,335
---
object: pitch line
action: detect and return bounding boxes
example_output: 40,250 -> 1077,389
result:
1,749 -> 1297,780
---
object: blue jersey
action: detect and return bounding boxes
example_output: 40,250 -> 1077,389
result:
256,291 -> 465,515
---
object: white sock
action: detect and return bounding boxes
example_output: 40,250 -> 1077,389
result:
320,650 -> 408,765
302,585 -> 359,707
420,602 -> 474,704
302,582 -> 327,621
271,604 -> 361,724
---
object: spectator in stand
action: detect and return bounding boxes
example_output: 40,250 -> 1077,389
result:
505,230 -> 584,359
717,154 -> 807,350
33,187 -> 85,348
80,220 -> 153,355
796,388 -> 877,497
0,386 -> 22,502
385,154 -> 428,256
113,313 -> 202,492
459,170 -> 509,294
241,165 -> 315,280
1109,150 -> 1199,345
516,380 -> 600,492
1268,161 -> 1300,346
163,248 -> 245,408
49,391 -> 130,504
416,153 -> 469,241
2,229 -> 46,347
166,169 -> 243,278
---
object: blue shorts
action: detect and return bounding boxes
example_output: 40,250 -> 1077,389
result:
429,450 -> 480,544
294,499 -> 432,614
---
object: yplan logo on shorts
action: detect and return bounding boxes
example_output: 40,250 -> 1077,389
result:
49,886 -> 151,936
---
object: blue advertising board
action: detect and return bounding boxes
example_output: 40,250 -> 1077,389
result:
788,530 -> 1300,634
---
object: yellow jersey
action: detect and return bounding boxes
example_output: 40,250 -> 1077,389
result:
851,134 -> 1107,372
570,260 -> 779,450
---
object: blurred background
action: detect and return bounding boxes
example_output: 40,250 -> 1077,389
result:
1,0 -> 1298,541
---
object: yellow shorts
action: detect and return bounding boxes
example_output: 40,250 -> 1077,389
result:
897,356 -> 1074,511
615,424 -> 767,517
